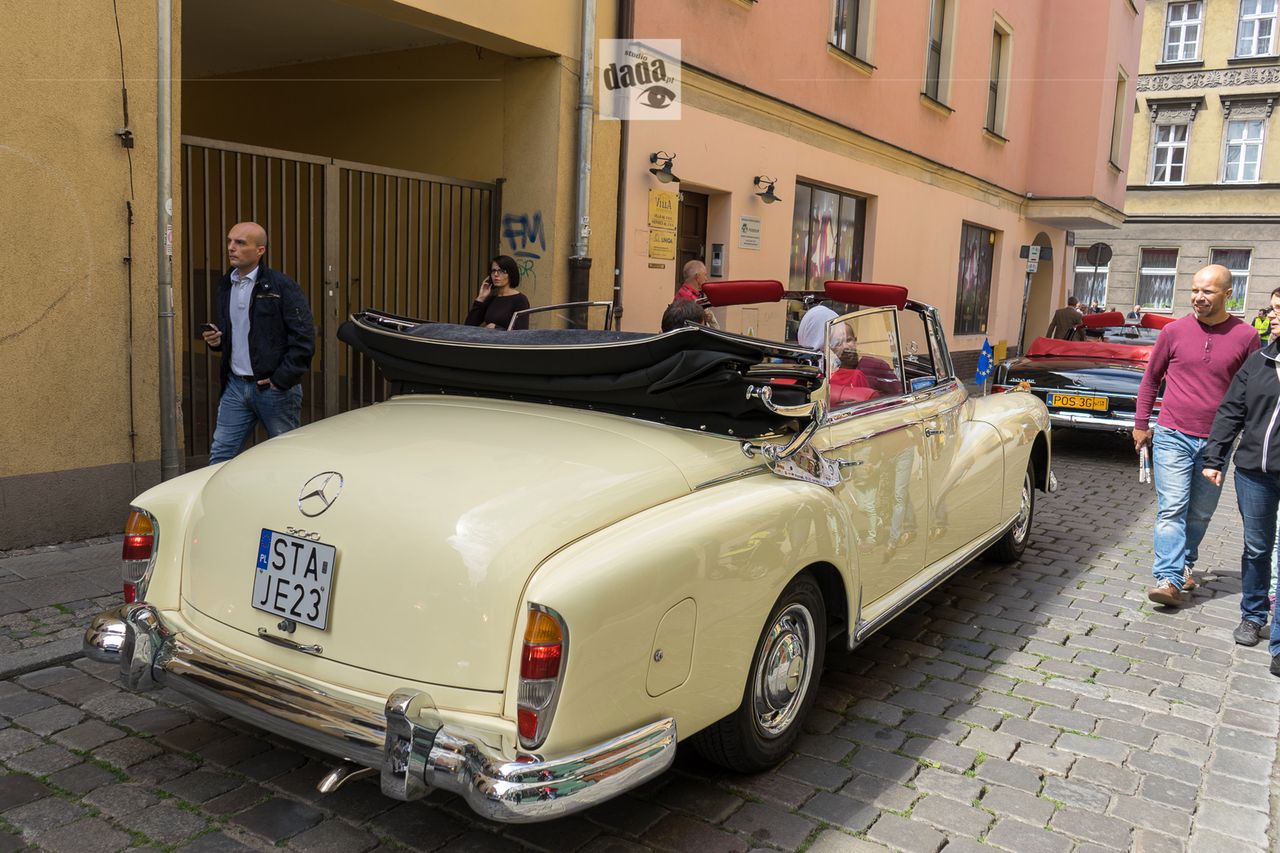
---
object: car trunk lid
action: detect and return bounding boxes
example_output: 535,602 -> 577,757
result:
179,397 -> 705,691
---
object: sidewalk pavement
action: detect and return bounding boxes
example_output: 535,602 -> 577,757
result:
0,538 -> 123,680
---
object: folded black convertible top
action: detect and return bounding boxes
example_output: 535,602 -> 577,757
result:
337,310 -> 823,437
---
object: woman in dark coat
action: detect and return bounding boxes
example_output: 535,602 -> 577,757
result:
466,255 -> 530,330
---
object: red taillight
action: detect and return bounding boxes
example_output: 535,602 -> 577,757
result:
518,608 -> 567,750
122,509 -> 155,601
521,643 -> 562,680
517,708 -> 538,741
122,512 -> 154,561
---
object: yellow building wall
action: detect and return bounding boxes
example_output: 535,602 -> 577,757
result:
182,37 -> 619,312
0,0 -> 181,547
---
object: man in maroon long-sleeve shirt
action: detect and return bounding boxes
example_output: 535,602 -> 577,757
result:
1135,265 -> 1260,608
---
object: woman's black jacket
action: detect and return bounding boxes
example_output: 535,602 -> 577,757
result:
1203,340 -> 1280,473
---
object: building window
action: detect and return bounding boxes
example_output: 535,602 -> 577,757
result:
1110,72 -> 1128,167
1073,248 -> 1109,308
1211,248 -> 1252,312
954,223 -> 996,336
1138,248 -> 1178,310
1151,124 -> 1189,183
1224,119 -> 1265,182
1165,2 -> 1203,62
788,181 -> 867,291
832,0 -> 871,61
1237,0 -> 1277,57
985,21 -> 1011,136
924,0 -> 948,101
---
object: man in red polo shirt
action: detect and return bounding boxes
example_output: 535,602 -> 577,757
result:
1135,264 -> 1260,613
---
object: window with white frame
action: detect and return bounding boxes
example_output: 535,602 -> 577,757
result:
985,22 -> 1011,136
924,0 -> 949,101
1211,248 -> 1252,312
1110,72 -> 1129,167
1138,248 -> 1178,310
832,0 -> 872,61
1237,0 -> 1277,57
1073,248 -> 1109,307
1164,2 -> 1203,62
1151,124 -> 1189,183
1223,119 -> 1265,182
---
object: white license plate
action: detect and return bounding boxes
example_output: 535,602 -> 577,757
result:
251,529 -> 337,630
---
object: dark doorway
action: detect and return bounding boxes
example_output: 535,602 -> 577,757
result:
675,190 -> 709,292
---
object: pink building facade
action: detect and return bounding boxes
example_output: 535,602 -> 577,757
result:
618,0 -> 1144,363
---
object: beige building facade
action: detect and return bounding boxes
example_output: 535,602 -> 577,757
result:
1,0 -> 618,548
1075,0 -> 1280,319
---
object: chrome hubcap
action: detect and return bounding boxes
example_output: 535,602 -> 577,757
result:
753,604 -> 815,738
1012,471 -> 1032,544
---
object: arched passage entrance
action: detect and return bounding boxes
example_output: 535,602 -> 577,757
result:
1021,232 -> 1055,355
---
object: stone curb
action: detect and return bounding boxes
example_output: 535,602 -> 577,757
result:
0,636 -> 83,681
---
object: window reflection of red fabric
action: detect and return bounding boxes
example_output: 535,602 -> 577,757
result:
1026,337 -> 1153,363
830,368 -> 879,405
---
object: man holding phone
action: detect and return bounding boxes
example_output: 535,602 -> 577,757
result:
202,221 -> 315,464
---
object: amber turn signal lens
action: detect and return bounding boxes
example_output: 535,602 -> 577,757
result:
122,510 -> 154,562
523,610 -> 562,645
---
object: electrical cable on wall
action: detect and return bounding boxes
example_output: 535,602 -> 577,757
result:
114,0 -> 139,495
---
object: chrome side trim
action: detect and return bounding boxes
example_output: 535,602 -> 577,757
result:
850,515 -> 1015,647
693,465 -> 768,490
83,604 -> 678,823
825,420 -> 922,452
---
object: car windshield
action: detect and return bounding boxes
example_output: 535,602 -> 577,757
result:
1072,326 -> 1160,346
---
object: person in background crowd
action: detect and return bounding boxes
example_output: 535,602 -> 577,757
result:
1045,296 -> 1084,339
466,255 -> 530,330
203,222 -> 315,465
1135,265 -> 1261,608
1201,287 -> 1280,665
1253,306 -> 1271,343
1127,304 -> 1142,322
675,259 -> 719,327
661,299 -> 707,332
675,259 -> 708,303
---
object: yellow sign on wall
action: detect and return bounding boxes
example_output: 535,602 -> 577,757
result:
648,189 -> 677,230
648,229 -> 676,260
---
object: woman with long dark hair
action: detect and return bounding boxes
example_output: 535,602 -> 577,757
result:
465,255 -> 530,330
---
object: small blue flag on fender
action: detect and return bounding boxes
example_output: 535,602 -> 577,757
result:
975,338 -> 994,386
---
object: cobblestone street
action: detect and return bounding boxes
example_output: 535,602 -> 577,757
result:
0,431 -> 1275,852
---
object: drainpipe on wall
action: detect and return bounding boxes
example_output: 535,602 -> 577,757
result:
156,0 -> 181,481
610,0 -> 634,330
568,0 -> 596,306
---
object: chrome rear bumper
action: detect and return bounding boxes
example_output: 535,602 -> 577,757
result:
1047,410 -> 1136,432
84,604 -> 676,822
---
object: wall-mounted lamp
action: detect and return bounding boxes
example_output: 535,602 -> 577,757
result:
754,175 -> 781,204
649,152 -> 680,184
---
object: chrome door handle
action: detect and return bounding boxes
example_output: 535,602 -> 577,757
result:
924,428 -> 944,437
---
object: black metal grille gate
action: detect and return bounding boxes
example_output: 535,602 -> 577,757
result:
181,137 -> 498,467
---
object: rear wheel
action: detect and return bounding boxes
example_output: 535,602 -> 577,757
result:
988,459 -> 1034,563
693,574 -> 826,772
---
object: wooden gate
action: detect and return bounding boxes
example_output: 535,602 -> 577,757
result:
181,137 -> 499,467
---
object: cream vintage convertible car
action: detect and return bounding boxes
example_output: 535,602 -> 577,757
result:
85,280 -> 1051,823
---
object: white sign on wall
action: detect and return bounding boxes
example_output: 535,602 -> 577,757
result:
599,39 -> 682,121
738,216 -> 762,250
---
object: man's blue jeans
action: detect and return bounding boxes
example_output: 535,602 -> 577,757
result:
1151,425 -> 1223,588
208,376 -> 303,465
1233,468 -> 1277,634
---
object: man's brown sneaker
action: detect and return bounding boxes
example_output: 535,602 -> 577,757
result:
1182,568 -> 1197,592
1148,580 -> 1184,607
